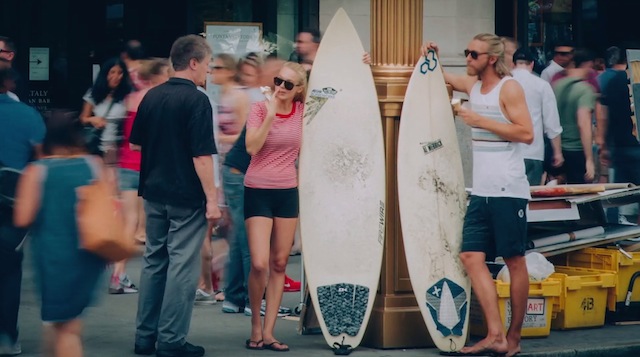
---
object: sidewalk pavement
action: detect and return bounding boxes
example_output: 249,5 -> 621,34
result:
15,254 -> 640,357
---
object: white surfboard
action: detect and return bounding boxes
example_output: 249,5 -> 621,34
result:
397,52 -> 470,352
299,8 -> 385,354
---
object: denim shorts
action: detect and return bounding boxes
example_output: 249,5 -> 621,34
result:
461,195 -> 528,260
118,168 -> 140,192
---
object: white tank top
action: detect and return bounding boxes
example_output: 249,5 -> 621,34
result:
469,77 -> 530,199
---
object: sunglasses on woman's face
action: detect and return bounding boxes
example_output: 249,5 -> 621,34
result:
464,49 -> 489,60
274,76 -> 297,90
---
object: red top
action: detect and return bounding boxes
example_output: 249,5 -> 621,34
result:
119,110 -> 141,171
244,101 -> 303,189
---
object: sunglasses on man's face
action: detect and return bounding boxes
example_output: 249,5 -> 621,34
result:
555,51 -> 573,56
274,76 -> 297,90
464,49 -> 489,60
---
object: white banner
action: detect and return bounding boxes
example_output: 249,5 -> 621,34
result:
204,22 -> 262,57
29,47 -> 49,81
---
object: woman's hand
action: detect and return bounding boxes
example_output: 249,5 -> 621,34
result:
88,116 -> 107,129
266,86 -> 282,118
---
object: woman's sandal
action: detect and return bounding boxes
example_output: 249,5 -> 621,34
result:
264,340 -> 289,352
245,339 -> 264,350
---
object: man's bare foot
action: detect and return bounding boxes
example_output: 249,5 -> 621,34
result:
505,333 -> 521,357
505,348 -> 520,357
460,335 -> 508,355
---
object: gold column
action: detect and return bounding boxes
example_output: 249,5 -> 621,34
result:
362,0 -> 435,349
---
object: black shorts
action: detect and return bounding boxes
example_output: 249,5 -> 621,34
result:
461,195 -> 528,261
244,187 -> 299,219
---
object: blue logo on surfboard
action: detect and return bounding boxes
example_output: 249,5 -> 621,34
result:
420,50 -> 438,74
425,278 -> 467,337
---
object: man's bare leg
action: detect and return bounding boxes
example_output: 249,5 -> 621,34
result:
459,252 -> 508,355
503,255 -> 528,357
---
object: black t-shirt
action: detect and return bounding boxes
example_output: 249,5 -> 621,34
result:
600,69 -> 638,148
130,78 -> 216,207
223,125 -> 250,173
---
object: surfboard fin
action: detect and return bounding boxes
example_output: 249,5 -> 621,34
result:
332,337 -> 354,355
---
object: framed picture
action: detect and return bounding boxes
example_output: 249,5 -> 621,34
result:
204,22 -> 263,57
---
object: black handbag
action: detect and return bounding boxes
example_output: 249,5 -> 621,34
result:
84,126 -> 104,155
84,101 -> 115,156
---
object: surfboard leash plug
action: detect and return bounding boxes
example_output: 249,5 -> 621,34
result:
332,337 -> 353,355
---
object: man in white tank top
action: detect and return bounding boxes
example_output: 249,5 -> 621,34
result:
423,34 -> 533,357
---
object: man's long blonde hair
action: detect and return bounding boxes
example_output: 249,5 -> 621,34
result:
474,33 -> 511,78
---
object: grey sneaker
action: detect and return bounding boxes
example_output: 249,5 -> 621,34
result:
222,300 -> 243,313
194,289 -> 216,305
119,274 -> 138,294
243,300 -> 291,317
0,335 -> 21,356
109,274 -> 138,294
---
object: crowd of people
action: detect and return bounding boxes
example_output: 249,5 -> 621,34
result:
0,31 -> 318,356
505,37 -> 640,225
0,25 -> 637,357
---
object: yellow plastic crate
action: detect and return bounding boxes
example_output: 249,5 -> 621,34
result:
469,279 -> 561,338
549,266 -> 616,330
562,247 -> 640,312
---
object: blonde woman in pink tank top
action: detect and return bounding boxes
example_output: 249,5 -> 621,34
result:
243,62 -> 306,352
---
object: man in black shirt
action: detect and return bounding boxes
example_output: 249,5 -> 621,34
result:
131,35 -> 220,357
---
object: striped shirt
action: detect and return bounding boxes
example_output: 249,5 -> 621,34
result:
244,101 -> 303,189
469,77 -> 530,199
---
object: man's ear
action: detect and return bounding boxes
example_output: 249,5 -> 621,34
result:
189,58 -> 198,70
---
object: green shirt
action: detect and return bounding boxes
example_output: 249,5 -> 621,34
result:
554,77 -> 596,151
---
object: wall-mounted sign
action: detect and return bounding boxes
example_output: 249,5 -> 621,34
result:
203,22 -> 263,102
29,47 -> 49,81
204,22 -> 263,57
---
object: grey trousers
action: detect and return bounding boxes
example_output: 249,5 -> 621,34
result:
135,200 -> 207,349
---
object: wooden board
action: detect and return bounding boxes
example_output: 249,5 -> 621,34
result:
531,185 -> 606,197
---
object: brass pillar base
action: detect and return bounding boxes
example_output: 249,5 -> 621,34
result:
362,294 -> 435,349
